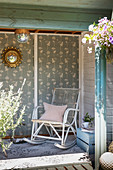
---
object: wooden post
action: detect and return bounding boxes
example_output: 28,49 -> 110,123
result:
34,34 -> 38,130
95,46 -> 106,169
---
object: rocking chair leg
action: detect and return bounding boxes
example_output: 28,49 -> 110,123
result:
61,124 -> 65,145
31,122 -> 35,140
64,127 -> 70,143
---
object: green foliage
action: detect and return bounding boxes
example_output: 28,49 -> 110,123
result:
0,79 -> 26,156
83,112 -> 94,123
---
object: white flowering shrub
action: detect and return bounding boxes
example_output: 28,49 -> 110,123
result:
0,79 -> 26,156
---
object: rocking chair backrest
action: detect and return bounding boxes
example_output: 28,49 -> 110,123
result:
52,88 -> 79,108
51,88 -> 80,124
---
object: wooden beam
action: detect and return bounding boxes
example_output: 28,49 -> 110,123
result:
0,0 -> 112,9
0,8 -> 111,21
0,18 -> 92,31
0,5 -> 111,30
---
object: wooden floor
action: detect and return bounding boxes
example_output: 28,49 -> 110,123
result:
39,163 -> 93,170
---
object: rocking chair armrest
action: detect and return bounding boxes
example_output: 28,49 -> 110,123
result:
34,105 -> 44,109
63,108 -> 79,124
32,105 -> 44,119
66,108 -> 79,112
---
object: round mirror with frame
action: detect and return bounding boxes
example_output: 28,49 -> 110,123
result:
1,47 -> 22,67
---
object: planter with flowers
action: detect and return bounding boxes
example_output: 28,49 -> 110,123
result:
82,17 -> 113,63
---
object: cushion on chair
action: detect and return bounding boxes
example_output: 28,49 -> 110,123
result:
40,102 -> 67,122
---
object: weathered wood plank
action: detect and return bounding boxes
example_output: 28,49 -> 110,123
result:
107,116 -> 113,124
84,85 -> 95,91
84,61 -> 95,67
84,80 -> 95,87
65,165 -> 75,170
0,0 -> 112,10
106,108 -> 113,116
54,167 -> 65,170
0,2 -> 111,30
84,76 -> 95,81
47,167 -> 57,170
0,18 -> 92,30
83,98 -> 94,106
107,125 -> 113,133
84,70 -> 95,77
73,165 -> 85,170
0,8 -> 110,22
84,104 -> 94,113
0,3 -> 111,15
107,133 -> 113,141
81,163 -> 93,170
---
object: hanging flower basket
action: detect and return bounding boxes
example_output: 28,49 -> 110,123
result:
82,17 -> 113,63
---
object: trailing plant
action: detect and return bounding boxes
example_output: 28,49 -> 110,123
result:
82,17 -> 113,54
0,79 -> 26,156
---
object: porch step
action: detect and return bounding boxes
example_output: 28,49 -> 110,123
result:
0,153 -> 94,170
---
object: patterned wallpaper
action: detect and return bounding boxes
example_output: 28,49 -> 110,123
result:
38,35 -> 79,118
0,33 -> 79,136
0,33 -> 34,136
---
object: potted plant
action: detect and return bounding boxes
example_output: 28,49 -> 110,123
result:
82,112 -> 94,129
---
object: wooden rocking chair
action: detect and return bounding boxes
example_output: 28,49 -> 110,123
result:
31,88 -> 80,149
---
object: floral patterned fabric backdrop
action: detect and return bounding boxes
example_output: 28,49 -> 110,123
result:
38,35 -> 79,118
0,33 -> 34,136
0,33 -> 79,136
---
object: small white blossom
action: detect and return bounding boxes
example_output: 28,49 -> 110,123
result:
89,39 -> 92,44
87,47 -> 93,53
89,24 -> 94,31
84,34 -> 90,38
82,38 -> 87,43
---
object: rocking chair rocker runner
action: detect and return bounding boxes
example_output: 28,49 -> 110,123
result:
31,88 -> 80,149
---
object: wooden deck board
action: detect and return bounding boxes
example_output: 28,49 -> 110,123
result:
47,164 -> 94,170
55,167 -> 65,170
64,165 -> 75,170
47,167 -> 57,170
73,165 -> 85,170
82,163 -> 93,170
40,164 -> 94,170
